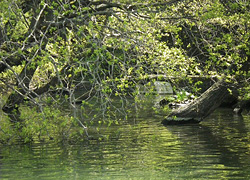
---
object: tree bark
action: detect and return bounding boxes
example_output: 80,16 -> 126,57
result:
162,79 -> 230,125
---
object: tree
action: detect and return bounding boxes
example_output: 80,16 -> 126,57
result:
162,0 -> 249,124
0,0 -> 249,143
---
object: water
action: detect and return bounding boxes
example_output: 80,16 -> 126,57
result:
0,108 -> 249,179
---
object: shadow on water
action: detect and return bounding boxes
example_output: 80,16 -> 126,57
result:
164,108 -> 250,178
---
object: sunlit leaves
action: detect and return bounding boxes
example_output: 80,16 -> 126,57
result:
0,0 -> 249,143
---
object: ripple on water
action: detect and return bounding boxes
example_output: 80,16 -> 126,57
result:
0,108 -> 249,179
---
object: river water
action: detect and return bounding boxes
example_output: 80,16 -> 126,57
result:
0,108 -> 249,180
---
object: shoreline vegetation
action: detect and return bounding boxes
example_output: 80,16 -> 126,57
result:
0,0 -> 249,144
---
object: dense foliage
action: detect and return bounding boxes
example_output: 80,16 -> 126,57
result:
0,0 -> 249,143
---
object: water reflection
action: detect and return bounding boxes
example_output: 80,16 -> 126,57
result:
0,108 -> 249,179
166,109 -> 250,178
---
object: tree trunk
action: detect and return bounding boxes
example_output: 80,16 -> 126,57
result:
162,79 -> 230,125
2,62 -> 38,122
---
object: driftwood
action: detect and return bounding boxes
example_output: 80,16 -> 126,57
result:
162,79 -> 230,125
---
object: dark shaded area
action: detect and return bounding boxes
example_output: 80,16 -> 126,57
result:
233,99 -> 250,115
166,109 -> 250,168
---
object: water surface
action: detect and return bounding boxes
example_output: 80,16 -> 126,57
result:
0,108 -> 249,179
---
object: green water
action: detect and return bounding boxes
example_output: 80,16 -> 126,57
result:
0,108 -> 249,180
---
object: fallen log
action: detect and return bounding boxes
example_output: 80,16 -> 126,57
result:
162,79 -> 230,125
